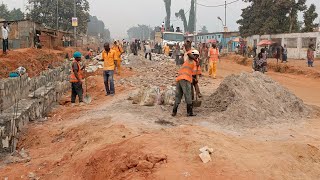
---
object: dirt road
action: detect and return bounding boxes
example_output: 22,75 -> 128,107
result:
1,55 -> 320,180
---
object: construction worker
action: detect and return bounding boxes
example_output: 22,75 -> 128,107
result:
70,52 -> 85,106
200,43 -> 209,72
192,50 -> 202,99
172,40 -> 197,117
102,42 -> 116,96
208,43 -> 220,79
112,40 -> 124,75
164,43 -> 170,56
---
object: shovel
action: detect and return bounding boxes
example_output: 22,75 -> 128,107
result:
83,69 -> 92,104
192,71 -> 202,108
193,95 -> 202,107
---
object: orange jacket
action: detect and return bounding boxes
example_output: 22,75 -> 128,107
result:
176,59 -> 194,83
112,45 -> 123,61
70,60 -> 83,83
209,48 -> 219,62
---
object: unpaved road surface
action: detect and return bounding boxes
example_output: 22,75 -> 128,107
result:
1,55 -> 320,180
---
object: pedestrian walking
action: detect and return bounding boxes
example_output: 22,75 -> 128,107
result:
102,43 -> 116,96
282,44 -> 288,63
1,22 -> 10,55
144,42 -> 152,60
200,43 -> 209,72
172,40 -> 197,117
70,52 -> 85,106
253,45 -> 257,57
307,44 -> 315,67
174,44 -> 181,65
208,43 -> 219,79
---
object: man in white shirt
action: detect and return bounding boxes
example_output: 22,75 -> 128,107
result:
2,23 -> 9,55
144,42 -> 152,60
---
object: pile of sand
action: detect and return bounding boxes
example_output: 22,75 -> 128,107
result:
203,72 -> 310,128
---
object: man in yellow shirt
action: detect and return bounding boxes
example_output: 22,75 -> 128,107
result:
164,43 -> 170,56
102,42 -> 116,96
111,40 -> 124,75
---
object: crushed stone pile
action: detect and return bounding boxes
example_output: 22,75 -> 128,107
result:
203,72 -> 310,128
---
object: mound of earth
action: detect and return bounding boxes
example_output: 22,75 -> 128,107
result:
80,141 -> 167,180
203,72 -> 310,128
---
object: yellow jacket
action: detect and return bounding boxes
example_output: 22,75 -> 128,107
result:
112,45 -> 124,61
164,45 -> 170,54
102,49 -> 116,70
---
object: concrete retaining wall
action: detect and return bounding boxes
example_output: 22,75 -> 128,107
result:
0,62 -> 71,153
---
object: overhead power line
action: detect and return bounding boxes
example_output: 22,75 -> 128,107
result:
197,0 -> 240,8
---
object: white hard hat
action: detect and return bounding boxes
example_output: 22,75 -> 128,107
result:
191,50 -> 200,55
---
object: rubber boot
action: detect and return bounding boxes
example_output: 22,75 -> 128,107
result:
172,104 -> 179,117
187,104 -> 196,117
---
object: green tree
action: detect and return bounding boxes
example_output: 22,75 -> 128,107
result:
27,0 -> 89,34
163,0 -> 171,30
200,26 -> 208,33
288,0 -> 307,33
302,4 -> 318,32
9,8 -> 24,21
0,4 -> 10,20
87,15 -> 110,41
175,9 -> 188,33
127,25 -> 152,40
188,0 -> 195,33
237,0 -> 298,37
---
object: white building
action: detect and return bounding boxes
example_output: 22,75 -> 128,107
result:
246,32 -> 320,59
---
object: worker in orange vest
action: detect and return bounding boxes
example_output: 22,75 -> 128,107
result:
191,50 -> 202,99
112,40 -> 124,75
172,40 -> 197,117
70,51 -> 85,106
208,43 -> 220,79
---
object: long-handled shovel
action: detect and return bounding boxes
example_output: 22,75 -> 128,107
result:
83,69 -> 92,104
192,64 -> 202,108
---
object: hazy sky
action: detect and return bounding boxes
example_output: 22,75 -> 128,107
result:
3,0 -> 320,38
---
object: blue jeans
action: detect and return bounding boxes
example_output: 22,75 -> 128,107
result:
307,60 -> 314,67
103,70 -> 115,94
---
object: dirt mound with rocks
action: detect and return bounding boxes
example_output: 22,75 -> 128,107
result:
203,72 -> 310,128
80,140 -> 167,180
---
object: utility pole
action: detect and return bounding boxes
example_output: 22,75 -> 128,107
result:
56,0 -> 59,30
194,0 -> 197,44
225,1 -> 227,27
74,0 -> 77,47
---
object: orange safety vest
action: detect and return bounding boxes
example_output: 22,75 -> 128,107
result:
209,48 -> 219,62
176,60 -> 194,83
70,60 -> 83,83
193,58 -> 202,75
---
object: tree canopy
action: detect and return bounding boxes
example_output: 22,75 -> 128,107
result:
302,4 -> 318,32
0,3 -> 24,21
237,0 -> 316,37
27,0 -> 90,34
87,15 -> 110,41
200,26 -> 208,34
127,25 -> 152,40
175,0 -> 196,33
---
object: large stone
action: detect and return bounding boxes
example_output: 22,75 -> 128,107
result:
136,160 -> 154,171
163,86 -> 176,106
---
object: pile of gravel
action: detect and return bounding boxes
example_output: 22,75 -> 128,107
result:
203,72 -> 310,128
